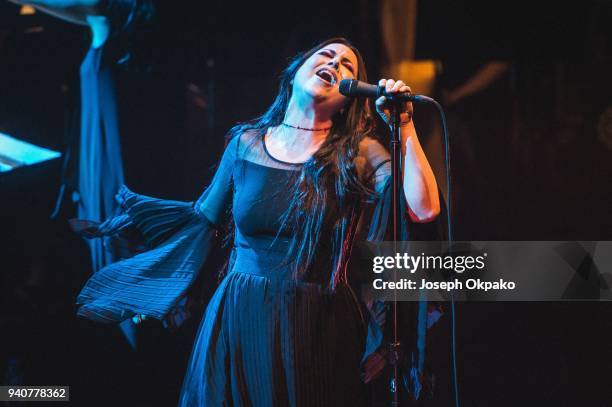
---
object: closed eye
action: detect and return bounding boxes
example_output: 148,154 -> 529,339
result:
318,50 -> 356,75
343,62 -> 355,75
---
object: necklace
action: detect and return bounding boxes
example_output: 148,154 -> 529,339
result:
281,122 -> 332,132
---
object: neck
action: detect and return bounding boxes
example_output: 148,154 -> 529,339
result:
268,98 -> 332,151
284,95 -> 334,131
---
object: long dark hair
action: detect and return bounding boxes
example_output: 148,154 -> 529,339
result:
226,37 -> 378,288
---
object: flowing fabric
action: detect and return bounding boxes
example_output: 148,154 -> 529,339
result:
77,0 -> 142,273
74,131 -> 435,405
73,186 -> 217,322
76,0 -> 145,346
78,45 -> 125,273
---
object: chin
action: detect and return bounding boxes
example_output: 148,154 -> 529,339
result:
310,83 -> 339,99
293,81 -> 341,110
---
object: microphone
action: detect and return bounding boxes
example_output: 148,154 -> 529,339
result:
339,79 -> 434,103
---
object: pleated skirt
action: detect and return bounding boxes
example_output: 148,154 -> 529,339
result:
178,246 -> 369,406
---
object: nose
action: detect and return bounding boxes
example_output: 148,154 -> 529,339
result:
326,58 -> 339,70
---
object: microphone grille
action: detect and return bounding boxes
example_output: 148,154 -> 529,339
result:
339,79 -> 354,97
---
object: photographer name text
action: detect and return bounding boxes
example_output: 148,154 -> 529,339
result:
372,278 -> 516,291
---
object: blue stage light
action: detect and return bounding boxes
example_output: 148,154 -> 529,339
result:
0,132 -> 61,173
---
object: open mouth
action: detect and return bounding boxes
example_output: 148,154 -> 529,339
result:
315,68 -> 338,85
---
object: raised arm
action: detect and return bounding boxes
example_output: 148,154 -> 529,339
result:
372,78 -> 441,223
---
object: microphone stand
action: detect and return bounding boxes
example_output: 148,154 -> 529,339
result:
389,99 -> 403,407
386,93 -> 457,406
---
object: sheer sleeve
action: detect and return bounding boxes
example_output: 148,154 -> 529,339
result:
357,137 -> 392,195
71,136 -> 240,323
194,134 -> 238,226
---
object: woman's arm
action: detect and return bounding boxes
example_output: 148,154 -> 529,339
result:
398,117 -> 440,222
194,134 -> 240,227
375,78 -> 440,223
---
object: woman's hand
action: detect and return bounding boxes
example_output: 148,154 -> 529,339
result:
374,78 -> 414,128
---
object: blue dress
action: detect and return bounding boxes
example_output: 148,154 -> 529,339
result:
73,131 -> 430,405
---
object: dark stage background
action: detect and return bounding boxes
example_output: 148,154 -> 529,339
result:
1,1 -> 611,406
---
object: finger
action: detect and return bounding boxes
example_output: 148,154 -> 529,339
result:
401,104 -> 413,114
378,78 -> 386,88
399,85 -> 411,93
375,96 -> 386,109
392,80 -> 405,92
385,79 -> 395,92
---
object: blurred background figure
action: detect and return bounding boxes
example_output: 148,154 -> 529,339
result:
6,0 -> 156,348
7,0 -> 155,273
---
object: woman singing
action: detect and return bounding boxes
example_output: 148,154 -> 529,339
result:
74,37 -> 440,406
